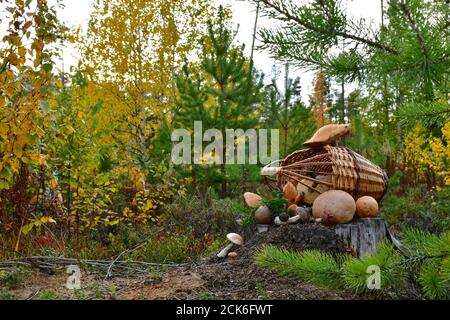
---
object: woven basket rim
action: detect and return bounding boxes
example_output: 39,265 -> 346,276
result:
266,145 -> 388,201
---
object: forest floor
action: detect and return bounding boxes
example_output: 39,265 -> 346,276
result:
1,224 -> 422,300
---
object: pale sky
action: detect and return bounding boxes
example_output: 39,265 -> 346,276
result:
54,0 -> 382,103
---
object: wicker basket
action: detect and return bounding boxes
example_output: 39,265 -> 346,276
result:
261,145 -> 388,201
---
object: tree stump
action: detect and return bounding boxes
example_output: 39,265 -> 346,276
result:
332,217 -> 387,257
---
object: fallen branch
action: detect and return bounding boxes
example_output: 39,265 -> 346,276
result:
104,242 -> 147,280
0,255 -> 187,278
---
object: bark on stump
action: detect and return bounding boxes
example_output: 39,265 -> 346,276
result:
332,217 -> 387,257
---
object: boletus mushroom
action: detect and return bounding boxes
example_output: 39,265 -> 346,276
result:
355,196 -> 379,217
283,181 -> 298,204
254,206 -> 274,224
243,192 -> 262,208
279,212 -> 290,222
287,204 -> 298,216
274,213 -> 301,225
227,251 -> 238,268
312,190 -> 355,225
217,233 -> 243,258
296,206 -> 311,223
303,123 -> 351,147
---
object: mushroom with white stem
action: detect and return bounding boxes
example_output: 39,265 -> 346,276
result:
274,214 -> 301,225
217,233 -> 243,258
296,206 -> 311,223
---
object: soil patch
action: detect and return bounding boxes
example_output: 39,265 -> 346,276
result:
185,223 -> 350,300
119,272 -> 205,300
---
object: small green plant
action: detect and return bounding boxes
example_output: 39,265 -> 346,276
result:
0,290 -> 15,300
146,266 -> 163,280
73,288 -> 87,300
87,281 -> 105,299
255,283 -> 271,299
0,270 -> 23,289
198,290 -> 215,300
41,246 -> 60,257
380,186 -> 449,231
107,284 -> 117,300
39,289 -> 56,300
241,210 -> 256,226
160,193 -> 242,238
262,191 -> 288,216
380,187 -> 426,224
132,232 -> 224,263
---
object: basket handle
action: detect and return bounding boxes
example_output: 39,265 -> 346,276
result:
261,160 -> 281,176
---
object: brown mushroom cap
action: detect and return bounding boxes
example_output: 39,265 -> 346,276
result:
283,181 -> 298,204
227,252 -> 238,258
287,204 -> 298,216
226,233 -> 243,246
243,192 -> 262,208
303,124 -> 351,147
356,196 -> 379,217
312,190 -> 356,224
254,206 -> 274,224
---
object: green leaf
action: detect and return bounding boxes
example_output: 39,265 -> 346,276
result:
42,63 -> 53,72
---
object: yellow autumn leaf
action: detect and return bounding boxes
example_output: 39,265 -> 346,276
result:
50,177 -> 58,189
18,46 -> 26,58
38,156 -> 47,166
40,216 -> 49,223
40,216 -> 56,224
76,111 -> 85,120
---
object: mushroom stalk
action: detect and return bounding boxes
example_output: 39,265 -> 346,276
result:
217,243 -> 233,258
289,215 -> 301,224
275,215 -> 301,225
274,216 -> 287,225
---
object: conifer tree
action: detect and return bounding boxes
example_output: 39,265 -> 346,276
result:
175,6 -> 264,197
262,67 -> 315,156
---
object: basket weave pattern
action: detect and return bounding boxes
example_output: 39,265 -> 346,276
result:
264,145 -> 388,201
